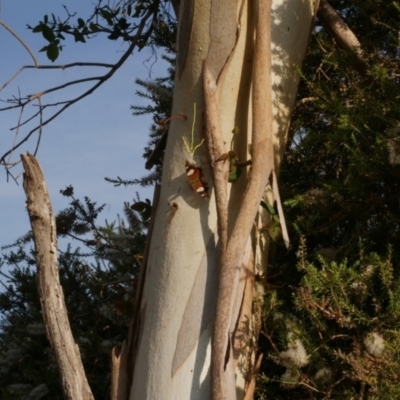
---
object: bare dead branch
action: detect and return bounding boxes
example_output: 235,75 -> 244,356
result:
127,183 -> 161,394
27,62 -> 115,69
0,19 -> 46,166
111,342 -> 129,400
0,77 -> 104,113
21,153 -> 94,400
272,171 -> 289,249
0,20 -> 39,66
7,105 -> 25,168
244,353 -> 263,400
0,63 -> 114,93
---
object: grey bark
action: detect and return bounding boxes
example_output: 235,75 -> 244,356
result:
21,153 -> 94,400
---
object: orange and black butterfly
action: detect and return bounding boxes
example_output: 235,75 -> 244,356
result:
185,161 -> 209,199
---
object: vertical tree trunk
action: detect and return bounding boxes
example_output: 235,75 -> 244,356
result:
130,1 -> 318,398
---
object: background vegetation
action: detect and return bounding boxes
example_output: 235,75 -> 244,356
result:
1,1 -> 399,398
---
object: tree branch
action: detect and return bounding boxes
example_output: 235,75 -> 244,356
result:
21,153 -> 94,400
0,19 -> 45,170
0,20 -> 39,66
317,0 -> 368,74
0,5 -> 158,168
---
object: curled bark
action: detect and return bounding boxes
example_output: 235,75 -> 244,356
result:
203,63 -> 229,251
111,342 -> 129,400
21,153 -> 93,400
210,1 -> 273,398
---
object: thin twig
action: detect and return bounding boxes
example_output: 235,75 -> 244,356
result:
0,63 -> 114,93
0,5 -> 158,166
0,20 -> 38,66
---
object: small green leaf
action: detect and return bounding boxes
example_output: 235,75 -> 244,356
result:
77,18 -> 85,28
272,214 -> 280,223
89,23 -> 99,32
142,208 -> 152,221
228,163 -> 243,182
118,17 -> 129,30
127,4 -> 132,16
130,202 -> 147,212
39,45 -> 48,53
41,24 -> 56,42
268,221 -> 282,242
107,29 -> 120,40
32,24 -> 43,33
100,9 -> 114,25
44,14 -> 48,24
73,29 -> 86,43
131,201 -> 152,221
260,200 -> 276,215
46,42 -> 59,62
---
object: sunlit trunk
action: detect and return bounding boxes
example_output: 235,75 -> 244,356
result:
130,1 -> 317,398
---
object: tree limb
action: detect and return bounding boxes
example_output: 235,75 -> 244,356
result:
210,1 -> 273,398
111,342 -> 129,400
0,20 -> 39,66
0,19 -> 44,171
21,153 -> 94,400
317,0 -> 368,74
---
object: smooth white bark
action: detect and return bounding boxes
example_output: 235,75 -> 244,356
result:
130,1 -> 316,399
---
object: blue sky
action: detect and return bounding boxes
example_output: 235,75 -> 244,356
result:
0,1 -> 165,249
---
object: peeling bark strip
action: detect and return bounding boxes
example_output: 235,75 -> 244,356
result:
111,342 -> 128,400
203,63 -> 229,251
209,1 -> 273,399
207,0 -> 239,79
21,153 -> 94,400
177,0 -> 195,77
127,184 -> 161,393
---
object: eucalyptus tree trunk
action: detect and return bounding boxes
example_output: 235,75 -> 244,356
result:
130,0 -> 318,399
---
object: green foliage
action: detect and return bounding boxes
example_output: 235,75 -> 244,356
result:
256,1 -> 400,398
282,1 -> 400,261
7,0 -> 400,398
106,53 -> 176,187
28,0 -> 174,61
0,188 -> 147,399
257,242 -> 400,398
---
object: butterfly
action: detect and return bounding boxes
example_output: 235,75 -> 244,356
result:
185,161 -> 209,199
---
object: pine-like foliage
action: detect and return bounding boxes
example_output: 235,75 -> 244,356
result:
0,188 -> 146,399
2,1 -> 400,399
0,3 -> 176,397
106,54 -> 176,188
256,2 -> 400,398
